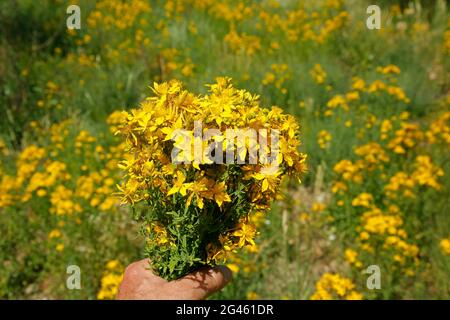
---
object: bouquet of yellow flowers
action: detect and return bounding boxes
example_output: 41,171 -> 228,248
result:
117,77 -> 306,280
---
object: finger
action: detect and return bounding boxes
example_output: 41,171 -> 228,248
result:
168,265 -> 232,299
122,259 -> 154,281
117,259 -> 167,300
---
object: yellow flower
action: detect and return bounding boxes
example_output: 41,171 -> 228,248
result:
247,291 -> 260,300
186,178 -> 208,209
224,29 -> 261,56
106,260 -> 120,270
327,95 -> 348,111
354,142 -> 389,169
377,64 -> 401,75
97,260 -> 124,300
346,291 -> 363,300
207,181 -> 231,207
359,231 -> 370,241
351,77 -> 366,91
440,238 -> 450,255
332,181 -> 348,194
227,263 -> 240,273
50,185 -> 82,215
116,78 -> 306,279
311,202 -> 326,213
334,159 -> 363,183
344,248 -> 362,268
310,64 -> 327,85
233,222 -> 257,248
352,193 -> 374,208
252,165 -> 282,193
411,155 -> 444,190
167,171 -> 190,196
317,130 -> 332,149
384,172 -> 416,199
48,229 -> 62,239
388,123 -> 423,154
311,273 -> 362,300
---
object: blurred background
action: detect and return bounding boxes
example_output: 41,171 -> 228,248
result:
0,0 -> 449,299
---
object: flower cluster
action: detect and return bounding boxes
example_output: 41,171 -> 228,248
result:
384,155 -> 444,199
341,205 -> 436,286
97,260 -> 124,300
310,273 -> 363,300
118,78 -> 306,279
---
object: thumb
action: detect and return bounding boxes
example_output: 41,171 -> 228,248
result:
169,266 -> 232,300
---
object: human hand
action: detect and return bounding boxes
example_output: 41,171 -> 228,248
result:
116,259 -> 232,300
